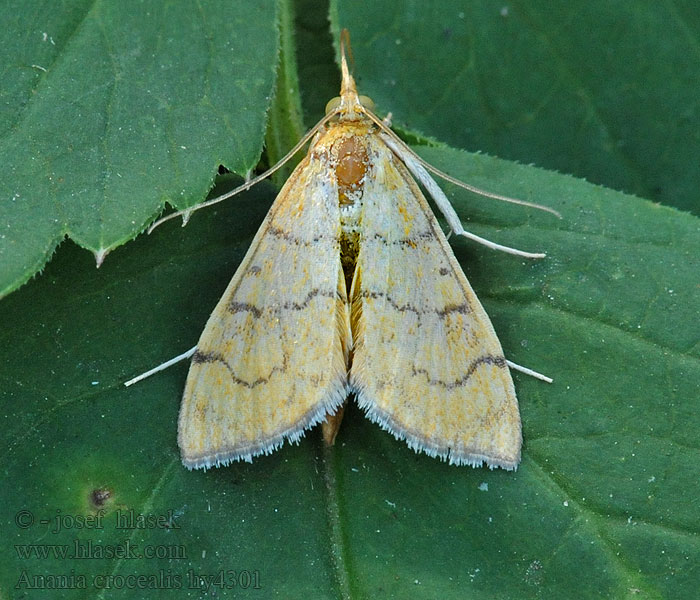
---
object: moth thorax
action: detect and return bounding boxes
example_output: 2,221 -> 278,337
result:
334,135 -> 368,206
334,135 -> 367,292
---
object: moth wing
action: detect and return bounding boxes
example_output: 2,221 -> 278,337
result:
179,156 -> 351,469
349,138 -> 521,469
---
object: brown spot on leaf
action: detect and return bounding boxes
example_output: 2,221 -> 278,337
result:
90,487 -> 112,508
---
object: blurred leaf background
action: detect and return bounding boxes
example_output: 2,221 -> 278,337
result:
1,0 -> 698,598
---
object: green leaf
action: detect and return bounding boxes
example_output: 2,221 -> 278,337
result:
2,5 -> 699,598
264,0 -> 307,186
2,151 -> 698,598
331,1 -> 700,216
0,0 -> 279,297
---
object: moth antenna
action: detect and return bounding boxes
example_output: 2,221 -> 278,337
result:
380,131 -> 546,258
365,109 -> 561,219
421,157 -> 562,219
147,112 -> 336,234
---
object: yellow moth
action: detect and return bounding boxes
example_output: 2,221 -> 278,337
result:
128,31 -> 555,471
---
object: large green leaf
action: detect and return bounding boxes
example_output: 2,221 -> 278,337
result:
1,150 -> 698,598
331,1 -> 700,216
2,2 -> 699,598
0,0 -> 279,297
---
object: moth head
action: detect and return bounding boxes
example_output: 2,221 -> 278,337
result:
323,29 -> 376,120
324,94 -> 375,116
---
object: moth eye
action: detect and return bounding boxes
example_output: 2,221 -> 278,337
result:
359,95 -> 375,111
325,97 -> 341,114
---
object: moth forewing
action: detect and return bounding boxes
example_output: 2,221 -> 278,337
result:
177,153 -> 351,469
348,134 -> 521,469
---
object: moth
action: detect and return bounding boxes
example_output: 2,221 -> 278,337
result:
129,30 -> 555,471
